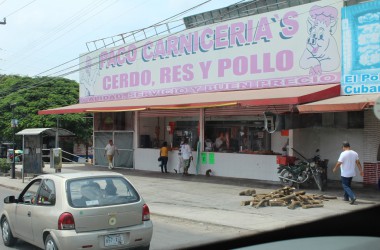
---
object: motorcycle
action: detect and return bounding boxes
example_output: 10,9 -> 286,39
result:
277,149 -> 327,191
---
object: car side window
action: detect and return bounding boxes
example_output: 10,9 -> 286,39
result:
37,179 -> 56,206
20,180 -> 41,205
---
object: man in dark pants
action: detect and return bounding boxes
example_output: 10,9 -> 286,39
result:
333,141 -> 364,205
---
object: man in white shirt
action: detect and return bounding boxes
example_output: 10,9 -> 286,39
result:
104,140 -> 119,169
180,138 -> 192,175
333,141 -> 364,205
214,132 -> 225,151
175,139 -> 184,174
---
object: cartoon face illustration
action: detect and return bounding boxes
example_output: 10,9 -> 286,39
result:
80,55 -> 99,97
299,5 -> 340,76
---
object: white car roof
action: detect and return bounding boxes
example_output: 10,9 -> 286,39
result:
36,171 -> 125,181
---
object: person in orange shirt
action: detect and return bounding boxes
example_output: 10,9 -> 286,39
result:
159,141 -> 169,173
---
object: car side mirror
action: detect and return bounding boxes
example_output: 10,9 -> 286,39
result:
4,195 -> 16,204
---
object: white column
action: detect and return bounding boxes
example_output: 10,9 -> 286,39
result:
133,111 -> 139,169
199,108 -> 205,151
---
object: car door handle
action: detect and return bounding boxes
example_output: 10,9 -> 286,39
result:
27,211 -> 31,217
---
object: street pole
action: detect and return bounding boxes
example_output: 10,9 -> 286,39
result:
56,116 -> 59,148
10,104 -> 16,179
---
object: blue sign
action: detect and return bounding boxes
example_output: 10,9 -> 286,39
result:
341,1 -> 380,95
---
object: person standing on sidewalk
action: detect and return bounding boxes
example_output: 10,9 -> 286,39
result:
159,141 -> 169,173
181,138 -> 192,175
104,139 -> 119,169
333,141 -> 364,205
175,139 -> 184,174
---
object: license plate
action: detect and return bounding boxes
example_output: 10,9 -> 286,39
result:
105,234 -> 124,247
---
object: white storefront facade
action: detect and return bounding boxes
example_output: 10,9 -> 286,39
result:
40,0 -> 380,185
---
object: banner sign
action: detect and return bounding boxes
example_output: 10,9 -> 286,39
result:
80,0 -> 342,103
341,1 -> 380,95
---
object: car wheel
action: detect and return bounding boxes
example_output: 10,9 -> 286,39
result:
45,234 -> 59,250
1,217 -> 17,246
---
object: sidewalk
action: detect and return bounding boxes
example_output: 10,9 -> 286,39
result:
1,163 -> 379,233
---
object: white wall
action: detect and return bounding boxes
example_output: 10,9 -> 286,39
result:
293,127 -> 364,182
271,131 -> 288,155
134,148 -> 279,181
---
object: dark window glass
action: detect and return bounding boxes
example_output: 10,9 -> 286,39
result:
67,177 -> 140,208
37,179 -> 56,206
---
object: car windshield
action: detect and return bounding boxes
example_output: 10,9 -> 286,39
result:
67,176 -> 140,208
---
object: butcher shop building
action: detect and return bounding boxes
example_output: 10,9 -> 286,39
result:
40,0 -> 380,186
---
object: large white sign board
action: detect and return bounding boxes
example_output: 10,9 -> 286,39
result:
80,0 -> 342,103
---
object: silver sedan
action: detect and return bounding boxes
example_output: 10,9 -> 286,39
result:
1,171 -> 153,250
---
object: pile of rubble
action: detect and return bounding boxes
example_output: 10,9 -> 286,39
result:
239,186 -> 336,209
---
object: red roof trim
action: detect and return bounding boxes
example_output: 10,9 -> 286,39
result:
38,84 -> 341,115
298,102 -> 369,113
239,84 -> 341,106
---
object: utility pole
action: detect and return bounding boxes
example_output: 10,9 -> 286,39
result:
10,103 -> 17,179
0,18 -> 6,25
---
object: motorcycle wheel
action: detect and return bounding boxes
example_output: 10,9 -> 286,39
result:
313,172 -> 324,191
279,169 -> 295,187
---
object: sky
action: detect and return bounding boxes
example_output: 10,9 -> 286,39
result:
0,0 -> 244,82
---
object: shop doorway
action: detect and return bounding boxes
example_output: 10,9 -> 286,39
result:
93,131 -> 134,168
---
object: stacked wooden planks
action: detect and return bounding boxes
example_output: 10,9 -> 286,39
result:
240,186 -> 336,209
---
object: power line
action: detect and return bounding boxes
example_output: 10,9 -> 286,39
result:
1,0 -> 224,94
3,0 -> 276,93
4,0 -> 37,18
0,0 -> 6,25
25,0 -> 107,51
48,0 -> 342,79
3,0 -> 341,101
36,0 -> 216,77
44,0 -> 263,77
3,0 -> 116,72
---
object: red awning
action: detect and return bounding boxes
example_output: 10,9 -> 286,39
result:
297,94 -> 380,113
39,84 -> 341,115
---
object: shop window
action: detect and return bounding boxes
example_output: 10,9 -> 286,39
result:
94,112 -> 134,131
139,117 -> 158,149
205,119 -> 271,153
300,114 -> 322,128
348,111 -> 364,129
172,121 -> 199,149
139,117 -> 199,150
94,113 -> 113,130
114,112 -> 125,130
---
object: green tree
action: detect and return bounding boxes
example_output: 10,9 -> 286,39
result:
0,75 -> 92,150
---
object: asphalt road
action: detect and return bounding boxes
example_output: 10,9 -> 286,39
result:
1,164 -> 379,249
0,186 -> 249,250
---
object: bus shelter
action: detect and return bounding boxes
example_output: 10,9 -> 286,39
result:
16,128 -> 75,175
